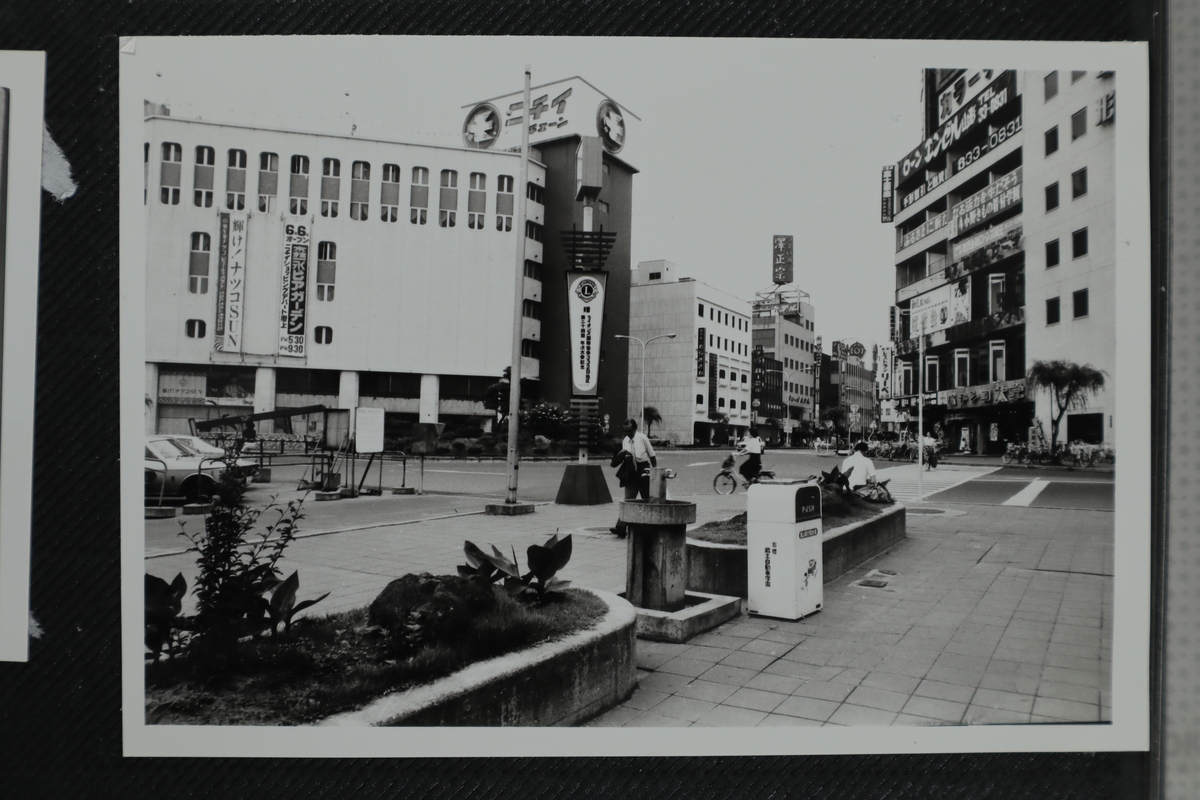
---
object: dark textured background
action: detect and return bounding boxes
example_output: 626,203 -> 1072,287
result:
0,1 -> 1164,798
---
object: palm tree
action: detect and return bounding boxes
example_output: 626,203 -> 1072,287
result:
643,406 -> 663,437
1025,360 -> 1107,452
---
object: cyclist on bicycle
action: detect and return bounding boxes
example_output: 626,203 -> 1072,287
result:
736,426 -> 765,486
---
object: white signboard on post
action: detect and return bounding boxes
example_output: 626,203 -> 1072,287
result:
355,407 -> 385,454
566,272 -> 606,395
279,219 -> 310,357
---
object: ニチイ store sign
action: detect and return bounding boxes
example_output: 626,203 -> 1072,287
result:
897,71 -> 1017,181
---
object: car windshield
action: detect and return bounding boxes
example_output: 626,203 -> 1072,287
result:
167,438 -> 203,456
146,439 -> 193,459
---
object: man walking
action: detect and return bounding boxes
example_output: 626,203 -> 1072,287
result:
611,418 -> 657,537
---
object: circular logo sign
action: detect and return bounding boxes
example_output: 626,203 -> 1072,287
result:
850,343 -> 866,358
462,103 -> 501,150
575,278 -> 600,302
596,99 -> 626,153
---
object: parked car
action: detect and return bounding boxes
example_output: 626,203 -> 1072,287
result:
164,435 -> 260,486
144,436 -> 226,502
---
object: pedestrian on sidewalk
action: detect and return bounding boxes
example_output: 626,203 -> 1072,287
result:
922,430 -> 939,470
610,418 -> 657,538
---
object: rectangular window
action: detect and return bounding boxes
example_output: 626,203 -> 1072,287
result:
316,241 -> 336,302
525,221 -> 542,242
1071,70 -> 1087,83
381,163 -> 400,222
160,142 -> 182,205
1045,126 -> 1059,156
193,145 -> 214,207
989,274 -> 1005,315
924,355 -> 939,393
468,172 -> 486,229
899,362 -> 913,396
320,158 -> 340,217
226,149 -> 246,210
289,155 -> 310,215
523,260 -> 541,280
598,199 -> 610,214
525,182 -> 543,203
258,152 -> 278,212
1044,71 -> 1058,101
441,169 -> 458,227
954,349 -> 970,388
989,341 -> 1006,382
521,339 -> 540,359
1047,297 -> 1061,325
185,319 -> 206,339
1073,288 -> 1089,318
1072,167 -> 1088,198
1045,182 -> 1060,211
496,174 -> 514,231
1073,227 -> 1089,257
315,326 -> 333,345
350,161 -> 370,221
522,299 -> 541,320
189,232 -> 211,294
698,303 -> 704,317
1071,108 -> 1087,140
1046,239 -> 1061,268
410,167 -> 429,224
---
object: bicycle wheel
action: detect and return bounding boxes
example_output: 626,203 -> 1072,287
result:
1002,451 -> 1014,465
713,472 -> 737,495
1019,450 -> 1032,466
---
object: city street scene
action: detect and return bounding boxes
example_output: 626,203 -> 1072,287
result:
125,38 -> 1149,754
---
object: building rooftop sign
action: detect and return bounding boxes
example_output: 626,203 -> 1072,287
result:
462,76 -> 640,163
897,70 -> 1017,182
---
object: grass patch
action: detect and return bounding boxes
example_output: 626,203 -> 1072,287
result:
146,587 -> 607,726
688,494 -> 894,546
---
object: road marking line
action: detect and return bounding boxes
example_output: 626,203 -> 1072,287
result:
688,461 -> 719,467
1002,479 -> 1051,506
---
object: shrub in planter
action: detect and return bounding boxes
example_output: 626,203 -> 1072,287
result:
450,438 -> 471,458
458,533 -> 574,605
368,573 -> 498,656
466,444 -> 484,457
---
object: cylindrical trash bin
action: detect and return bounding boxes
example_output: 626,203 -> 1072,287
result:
746,482 -> 823,620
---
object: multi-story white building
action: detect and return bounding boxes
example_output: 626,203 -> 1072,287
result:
751,288 -> 818,444
627,260 -> 753,445
886,69 -> 1115,453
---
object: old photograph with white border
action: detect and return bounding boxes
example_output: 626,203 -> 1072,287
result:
121,37 -> 1150,755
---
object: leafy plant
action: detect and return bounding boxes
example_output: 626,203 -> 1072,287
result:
457,533 -> 574,603
145,572 -> 187,660
267,571 -> 331,634
521,533 -> 573,601
458,541 -> 521,585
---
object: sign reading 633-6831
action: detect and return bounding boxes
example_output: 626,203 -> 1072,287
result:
279,220 -> 310,357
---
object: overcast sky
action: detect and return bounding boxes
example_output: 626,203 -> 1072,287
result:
123,36 -> 1102,356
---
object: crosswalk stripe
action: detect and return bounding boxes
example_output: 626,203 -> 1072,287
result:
875,464 -> 999,502
1002,478 -> 1050,506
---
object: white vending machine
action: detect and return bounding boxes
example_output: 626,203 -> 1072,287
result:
746,482 -> 823,620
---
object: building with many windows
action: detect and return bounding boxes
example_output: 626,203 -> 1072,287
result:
751,287 -> 817,445
141,77 -> 640,439
885,69 -> 1115,453
818,340 -> 877,439
626,260 -> 754,445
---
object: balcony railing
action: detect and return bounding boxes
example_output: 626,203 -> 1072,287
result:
895,306 -> 1024,356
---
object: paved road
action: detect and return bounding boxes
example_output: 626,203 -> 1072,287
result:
926,466 -> 1113,511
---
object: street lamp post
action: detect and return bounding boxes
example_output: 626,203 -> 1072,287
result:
615,333 -> 676,433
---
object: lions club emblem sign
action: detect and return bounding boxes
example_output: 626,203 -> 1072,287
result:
567,273 -> 607,394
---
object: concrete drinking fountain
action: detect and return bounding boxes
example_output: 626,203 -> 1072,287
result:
619,468 -> 742,642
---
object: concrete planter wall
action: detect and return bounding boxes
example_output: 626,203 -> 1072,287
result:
687,504 -> 907,598
319,590 -> 636,727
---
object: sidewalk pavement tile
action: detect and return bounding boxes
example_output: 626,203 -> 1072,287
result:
739,638 -> 795,657
757,628 -> 808,646
827,667 -> 869,686
1032,696 -> 1100,721
978,673 -> 1040,695
758,713 -> 824,727
861,671 -> 922,695
689,633 -> 754,650
792,680 -> 855,703
623,712 -> 693,727
914,678 -> 975,704
933,652 -> 990,673
773,695 -> 840,722
656,656 -> 713,678
894,713 -> 948,726
585,706 -> 642,727
962,706 -> 1031,725
724,687 -> 789,713
971,687 -> 1036,714
700,663 -> 760,687
901,695 -> 968,723
635,649 -> 678,671
844,685 -> 910,713
675,679 -> 740,704
685,644 -> 738,663
762,661 -> 843,682
621,688 -> 670,711
924,664 -> 985,687
652,695 -> 719,722
693,706 -> 769,727
1040,665 -> 1102,689
745,673 -> 805,695
1045,652 -> 1103,672
1036,680 -> 1101,705
828,703 -> 899,726
635,670 -> 693,694
720,650 -> 779,671
943,640 -> 998,660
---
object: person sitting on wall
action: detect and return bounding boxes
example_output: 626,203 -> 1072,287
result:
736,425 -> 765,486
610,418 -> 657,538
840,441 -> 877,490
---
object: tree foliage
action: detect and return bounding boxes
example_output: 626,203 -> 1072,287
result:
1025,360 -> 1106,451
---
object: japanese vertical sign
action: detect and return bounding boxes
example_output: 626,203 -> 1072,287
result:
566,272 -> 606,394
214,212 -> 248,353
696,327 -> 707,378
880,166 -> 895,223
279,220 -> 310,357
772,235 -> 793,285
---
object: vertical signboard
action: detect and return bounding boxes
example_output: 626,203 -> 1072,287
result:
772,235 -> 793,285
278,220 -> 310,357
566,272 -> 606,395
880,166 -> 895,223
696,327 -> 706,378
215,211 -> 248,353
